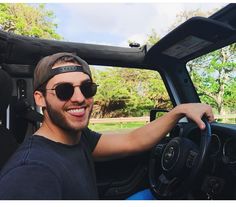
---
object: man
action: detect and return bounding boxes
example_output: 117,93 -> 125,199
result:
0,52 -> 214,199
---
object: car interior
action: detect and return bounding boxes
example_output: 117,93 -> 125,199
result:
0,3 -> 236,200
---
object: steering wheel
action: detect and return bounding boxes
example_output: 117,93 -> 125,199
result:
149,118 -> 212,199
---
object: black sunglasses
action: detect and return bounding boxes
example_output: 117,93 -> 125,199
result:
46,81 -> 98,101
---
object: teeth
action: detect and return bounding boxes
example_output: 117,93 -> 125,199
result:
68,108 -> 85,113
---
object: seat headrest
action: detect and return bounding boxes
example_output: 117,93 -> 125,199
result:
0,69 -> 13,117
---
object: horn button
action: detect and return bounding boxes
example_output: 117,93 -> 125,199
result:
161,137 -> 198,178
162,143 -> 179,171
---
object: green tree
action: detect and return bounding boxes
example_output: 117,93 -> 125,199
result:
146,29 -> 160,45
92,67 -> 172,118
118,68 -> 172,115
188,47 -> 236,114
224,78 -> 236,110
0,3 -> 61,39
91,67 -> 130,118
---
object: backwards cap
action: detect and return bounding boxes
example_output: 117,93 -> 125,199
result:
34,52 -> 92,91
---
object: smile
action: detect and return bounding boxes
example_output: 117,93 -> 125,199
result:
67,108 -> 86,116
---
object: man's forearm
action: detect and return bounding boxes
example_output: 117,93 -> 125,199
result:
127,106 -> 184,153
93,103 -> 214,159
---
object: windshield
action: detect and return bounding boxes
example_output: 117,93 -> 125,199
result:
89,66 -> 172,133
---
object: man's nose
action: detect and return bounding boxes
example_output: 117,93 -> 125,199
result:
70,86 -> 85,103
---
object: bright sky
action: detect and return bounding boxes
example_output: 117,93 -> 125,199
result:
43,1 -> 227,47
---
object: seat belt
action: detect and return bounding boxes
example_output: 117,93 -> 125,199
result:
13,99 -> 43,123
11,99 -> 43,143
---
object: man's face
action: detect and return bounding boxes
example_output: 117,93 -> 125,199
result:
43,63 -> 94,133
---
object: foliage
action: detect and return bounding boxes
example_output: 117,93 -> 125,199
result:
0,3 -> 61,39
224,78 -> 236,110
91,67 -> 172,118
188,45 -> 236,114
91,67 -> 130,117
146,29 -> 160,45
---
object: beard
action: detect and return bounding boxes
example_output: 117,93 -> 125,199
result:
44,99 -> 92,134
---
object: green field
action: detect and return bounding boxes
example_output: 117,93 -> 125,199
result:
88,121 -> 146,133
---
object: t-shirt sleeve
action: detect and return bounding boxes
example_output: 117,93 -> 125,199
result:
0,164 -> 62,199
82,128 -> 101,152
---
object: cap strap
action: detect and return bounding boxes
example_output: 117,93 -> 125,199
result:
35,65 -> 90,91
49,66 -> 85,78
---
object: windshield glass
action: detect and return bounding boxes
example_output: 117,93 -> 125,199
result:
88,66 -> 172,133
187,43 -> 236,124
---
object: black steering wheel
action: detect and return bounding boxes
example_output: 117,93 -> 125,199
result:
149,118 -> 211,199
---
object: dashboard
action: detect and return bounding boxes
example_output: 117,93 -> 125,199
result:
168,121 -> 236,199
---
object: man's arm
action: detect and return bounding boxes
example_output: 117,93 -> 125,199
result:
92,103 -> 214,160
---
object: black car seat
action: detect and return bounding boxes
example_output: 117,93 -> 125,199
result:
0,69 -> 19,169
11,98 -> 43,143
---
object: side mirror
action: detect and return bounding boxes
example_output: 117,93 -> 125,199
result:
150,109 -> 169,122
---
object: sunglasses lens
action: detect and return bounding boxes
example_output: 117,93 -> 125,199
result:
55,83 -> 74,101
54,82 -> 97,101
80,82 -> 97,98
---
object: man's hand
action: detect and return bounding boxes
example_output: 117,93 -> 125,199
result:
174,103 -> 215,130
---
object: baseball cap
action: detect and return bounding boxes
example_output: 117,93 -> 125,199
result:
34,52 -> 92,91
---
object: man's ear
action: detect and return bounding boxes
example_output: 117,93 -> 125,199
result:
34,91 -> 46,108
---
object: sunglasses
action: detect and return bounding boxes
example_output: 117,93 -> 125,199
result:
46,81 -> 98,101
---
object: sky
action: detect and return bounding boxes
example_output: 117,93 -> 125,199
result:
43,1 -> 228,47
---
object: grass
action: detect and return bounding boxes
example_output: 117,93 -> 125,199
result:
216,118 -> 236,124
88,121 -> 146,133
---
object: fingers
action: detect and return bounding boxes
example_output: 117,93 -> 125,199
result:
184,103 -> 214,130
194,117 -> 206,130
205,111 -> 215,123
